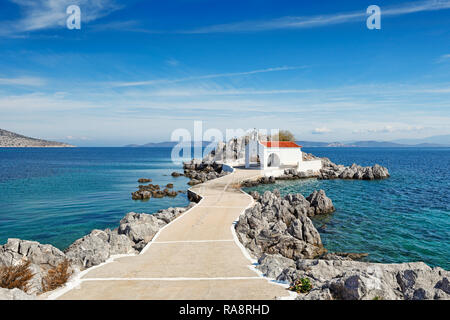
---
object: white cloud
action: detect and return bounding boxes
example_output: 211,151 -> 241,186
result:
0,76 -> 46,86
166,58 -> 180,67
183,0 -> 450,33
312,127 -> 332,134
437,54 -> 450,63
109,66 -> 305,88
2,0 -> 121,35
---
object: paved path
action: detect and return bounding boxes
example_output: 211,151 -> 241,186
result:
53,167 -> 292,300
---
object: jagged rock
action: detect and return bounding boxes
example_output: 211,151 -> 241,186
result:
182,159 -> 229,185
258,255 -> 450,300
65,230 -> 111,268
249,191 -> 260,200
171,172 -> 183,177
235,190 -> 326,261
166,183 -> 174,188
372,164 -> 390,179
137,178 -> 152,183
257,254 -> 296,279
320,162 -> 389,181
187,190 -> 202,203
0,239 -> 67,294
65,229 -> 136,268
0,288 -> 36,300
306,190 -> 335,216
118,212 -> 166,245
0,238 -> 66,268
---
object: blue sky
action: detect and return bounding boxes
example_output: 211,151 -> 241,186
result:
0,0 -> 449,146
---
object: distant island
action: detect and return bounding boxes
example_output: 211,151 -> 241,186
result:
0,128 -> 75,147
125,136 -> 450,148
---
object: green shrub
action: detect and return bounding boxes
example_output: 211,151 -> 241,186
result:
289,277 -> 313,294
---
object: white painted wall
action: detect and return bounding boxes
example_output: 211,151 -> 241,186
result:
259,145 -> 302,169
297,159 -> 322,172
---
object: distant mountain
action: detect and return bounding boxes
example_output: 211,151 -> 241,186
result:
124,141 -> 215,148
296,140 -> 448,148
295,141 -> 332,147
392,135 -> 450,146
0,128 -> 75,147
125,138 -> 449,149
350,141 -> 406,147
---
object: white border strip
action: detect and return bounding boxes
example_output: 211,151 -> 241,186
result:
82,276 -> 262,281
153,240 -> 234,244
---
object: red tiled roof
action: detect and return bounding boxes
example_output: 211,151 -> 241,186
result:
260,141 -> 302,148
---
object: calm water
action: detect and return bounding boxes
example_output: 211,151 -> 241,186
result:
0,148 -> 191,250
0,147 -> 448,269
244,147 -> 450,269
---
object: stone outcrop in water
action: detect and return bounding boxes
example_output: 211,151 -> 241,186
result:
131,183 -> 179,200
306,190 -> 335,215
183,159 -> 230,185
235,190 -> 331,260
320,162 -> 390,180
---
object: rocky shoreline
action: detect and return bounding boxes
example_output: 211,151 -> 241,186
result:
235,190 -> 449,300
0,202 -> 197,299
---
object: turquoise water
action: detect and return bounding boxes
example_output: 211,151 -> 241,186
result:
244,148 -> 450,270
0,148 -> 191,250
0,147 -> 448,269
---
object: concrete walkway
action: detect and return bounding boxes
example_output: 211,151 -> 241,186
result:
54,167 -> 292,300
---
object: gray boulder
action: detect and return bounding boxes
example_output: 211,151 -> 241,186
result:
65,229 -> 136,268
118,212 -> 166,245
0,239 -> 67,294
263,256 -> 450,300
306,190 -> 335,216
0,288 -> 36,300
235,190 -> 326,260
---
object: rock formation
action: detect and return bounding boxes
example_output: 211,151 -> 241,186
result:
131,183 -> 179,200
236,190 -> 448,300
0,239 -> 67,294
183,159 -> 230,185
235,190 -> 334,260
258,255 -> 449,300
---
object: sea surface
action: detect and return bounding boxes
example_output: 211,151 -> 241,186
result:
0,147 -> 448,269
244,147 -> 450,269
0,148 -> 191,250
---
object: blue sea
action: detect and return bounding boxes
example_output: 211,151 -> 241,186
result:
244,147 -> 450,270
0,147 -> 448,270
0,148 -> 191,250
